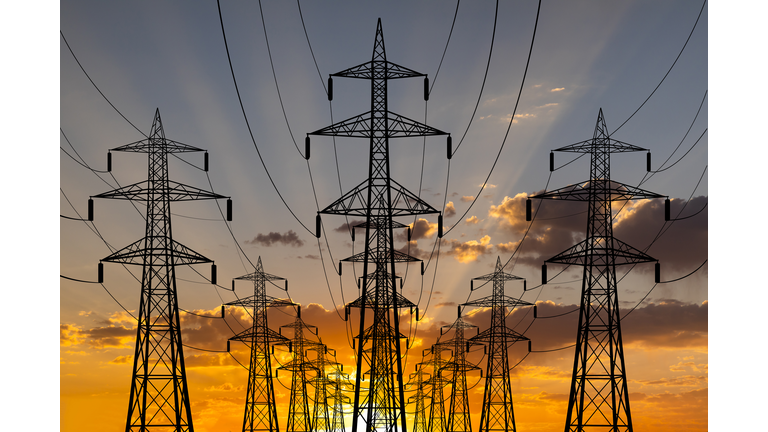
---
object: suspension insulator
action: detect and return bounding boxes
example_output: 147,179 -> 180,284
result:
98,262 -> 103,284
400,278 -> 403,289
344,307 -> 349,321
221,305 -> 225,318
211,264 -> 217,285
227,340 -> 230,353
458,305 -> 462,318
231,280 -> 235,291
305,136 -> 311,160
338,262 -> 342,276
424,77 -> 429,101
88,198 -> 94,221
357,279 -> 361,289
297,305 -> 301,319
107,152 -> 112,172
285,280 -> 288,291
524,280 -> 527,291
526,198 -> 532,221
470,280 -> 474,291
533,304 -> 538,318
542,264 -> 547,285
226,199 -> 232,221
204,152 -> 209,172
550,152 -> 554,171
407,226 -> 411,242
351,227 -> 355,242
466,342 -> 470,353
421,261 -> 425,275
438,214 -> 443,238
328,77 -> 334,101
316,214 -> 322,238
646,151 -> 651,172
447,135 -> 452,160
655,262 -> 661,283
528,340 -> 532,353
416,307 -> 420,321
288,342 -> 293,353
665,198 -> 671,221
352,338 -> 356,349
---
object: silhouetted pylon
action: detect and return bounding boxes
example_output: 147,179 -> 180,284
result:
463,257 -> 532,432
417,343 -> 451,432
90,109 -> 231,432
440,313 -> 481,432
307,18 -> 450,432
407,366 -> 431,432
225,257 -> 295,432
528,109 -> 667,431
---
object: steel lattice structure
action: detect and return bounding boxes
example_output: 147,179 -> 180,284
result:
462,258 -> 532,432
226,257 -> 295,432
529,109 -> 665,432
307,341 -> 341,432
407,367 -> 431,432
307,18 -> 449,432
91,109 -> 230,432
326,370 -> 352,432
440,314 -> 480,432
417,344 -> 451,432
278,310 -> 322,432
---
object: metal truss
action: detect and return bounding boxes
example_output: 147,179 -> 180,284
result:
417,344 -> 451,432
307,18 -> 450,432
407,368 -> 431,432
278,312 -> 322,432
529,109 -> 667,432
440,315 -> 481,432
462,258 -> 532,432
226,257 -> 295,432
91,109 -> 230,432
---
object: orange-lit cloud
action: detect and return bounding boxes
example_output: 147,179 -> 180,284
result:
460,196 -> 475,202
466,216 -> 480,225
444,235 -> 493,263
444,201 -> 456,218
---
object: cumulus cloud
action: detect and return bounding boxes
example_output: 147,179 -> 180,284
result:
394,218 -> 438,242
466,216 -> 480,225
444,202 -> 456,218
444,235 -> 493,263
460,196 -> 475,202
551,87 -> 565,92
333,219 -> 365,234
244,230 -> 305,247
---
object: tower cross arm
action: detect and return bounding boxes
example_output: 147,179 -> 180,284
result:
332,59 -> 425,80
462,295 -> 533,309
228,326 -> 289,345
308,111 -> 447,139
101,237 -> 212,266
544,237 -> 657,266
553,138 -> 647,154
529,180 -> 665,202
469,327 -> 529,344
111,138 -> 206,154
92,180 -> 228,202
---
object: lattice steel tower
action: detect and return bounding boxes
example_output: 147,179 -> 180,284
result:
225,257 -> 295,432
90,109 -> 231,432
278,309 -> 321,432
306,18 -> 450,432
407,367 -> 430,432
462,257 -> 531,432
440,313 -> 480,432
418,343 -> 451,432
528,109 -> 666,431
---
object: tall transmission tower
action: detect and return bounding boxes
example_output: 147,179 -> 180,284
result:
463,257 -> 532,432
225,257 -> 295,432
528,109 -> 666,431
89,108 -> 231,432
418,343 -> 451,432
306,18 -> 450,432
278,309 -> 321,432
440,313 -> 481,432
326,370 -> 352,432
407,367 -> 431,432
307,341 -> 340,432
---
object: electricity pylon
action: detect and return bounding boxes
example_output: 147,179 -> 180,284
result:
418,343 -> 451,432
440,313 -> 481,432
307,341 -> 340,432
278,309 -> 321,432
462,257 -> 532,432
407,367 -> 431,432
528,109 -> 666,431
90,108 -> 230,432
326,370 -> 352,432
307,18 -> 450,432
225,257 -> 295,432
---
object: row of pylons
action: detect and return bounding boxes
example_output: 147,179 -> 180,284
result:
87,17 -> 667,432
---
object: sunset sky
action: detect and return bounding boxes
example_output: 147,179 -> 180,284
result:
18,0 -> 757,429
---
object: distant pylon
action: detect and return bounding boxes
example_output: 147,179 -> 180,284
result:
440,313 -> 481,432
463,257 -> 532,432
528,109 -> 667,431
307,18 -> 451,432
417,343 -> 451,432
326,370 -> 352,432
90,108 -> 231,432
407,366 -> 431,432
307,339 -> 341,432
225,257 -> 295,432
279,308 -> 321,432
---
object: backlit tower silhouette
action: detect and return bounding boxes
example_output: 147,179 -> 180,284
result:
307,341 -> 339,432
418,344 -> 451,432
279,309 -> 321,432
528,109 -> 666,431
407,367 -> 431,432
225,257 -> 295,432
440,314 -> 480,432
90,109 -> 231,432
327,370 -> 352,432
463,257 -> 532,432
307,18 -> 450,432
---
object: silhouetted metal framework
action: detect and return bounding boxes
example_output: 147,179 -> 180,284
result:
417,344 -> 451,432
326,370 -> 352,432
407,368 -> 431,432
226,257 -> 295,432
91,109 -> 230,432
278,310 -> 322,432
307,18 -> 449,432
529,109 -> 666,432
439,315 -> 481,432
307,340 -> 341,432
462,257 -> 532,432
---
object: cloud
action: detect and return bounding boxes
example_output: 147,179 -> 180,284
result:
395,218 -> 438,242
108,355 -> 133,365
466,216 -> 480,225
444,235 -> 493,263
460,196 -> 475,202
244,230 -> 305,247
551,87 -> 565,92
333,219 -> 365,233
444,202 -> 456,218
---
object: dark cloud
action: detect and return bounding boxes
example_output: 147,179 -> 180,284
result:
244,230 -> 305,247
444,202 -> 456,218
394,218 -> 437,243
333,219 -> 365,234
